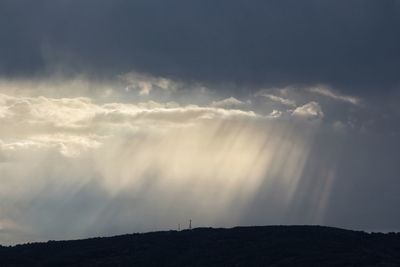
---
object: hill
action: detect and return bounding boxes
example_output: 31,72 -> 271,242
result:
1,226 -> 400,266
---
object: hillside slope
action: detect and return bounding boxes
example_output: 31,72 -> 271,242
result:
1,226 -> 400,266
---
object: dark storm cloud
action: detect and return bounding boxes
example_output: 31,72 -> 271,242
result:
1,0 -> 400,92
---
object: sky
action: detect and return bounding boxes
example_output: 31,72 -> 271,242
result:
0,0 -> 400,245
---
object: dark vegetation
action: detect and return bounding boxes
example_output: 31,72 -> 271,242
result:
1,226 -> 400,266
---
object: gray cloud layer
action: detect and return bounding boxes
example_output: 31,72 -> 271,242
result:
1,0 -> 400,93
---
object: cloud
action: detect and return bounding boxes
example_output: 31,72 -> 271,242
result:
0,93 -> 259,158
1,1 -> 400,93
120,72 -> 179,96
308,87 -> 361,105
267,110 -> 283,118
292,101 -> 324,121
210,97 -> 246,108
257,93 -> 296,107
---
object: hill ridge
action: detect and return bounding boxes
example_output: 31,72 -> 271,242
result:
1,225 -> 400,266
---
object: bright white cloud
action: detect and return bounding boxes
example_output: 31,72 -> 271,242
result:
0,93 -> 258,156
292,101 -> 324,121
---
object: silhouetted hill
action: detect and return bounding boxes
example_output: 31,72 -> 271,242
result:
1,226 -> 400,266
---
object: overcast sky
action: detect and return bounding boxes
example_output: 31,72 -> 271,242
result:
0,0 -> 399,245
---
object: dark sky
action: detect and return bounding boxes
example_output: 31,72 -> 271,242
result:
1,0 -> 400,93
